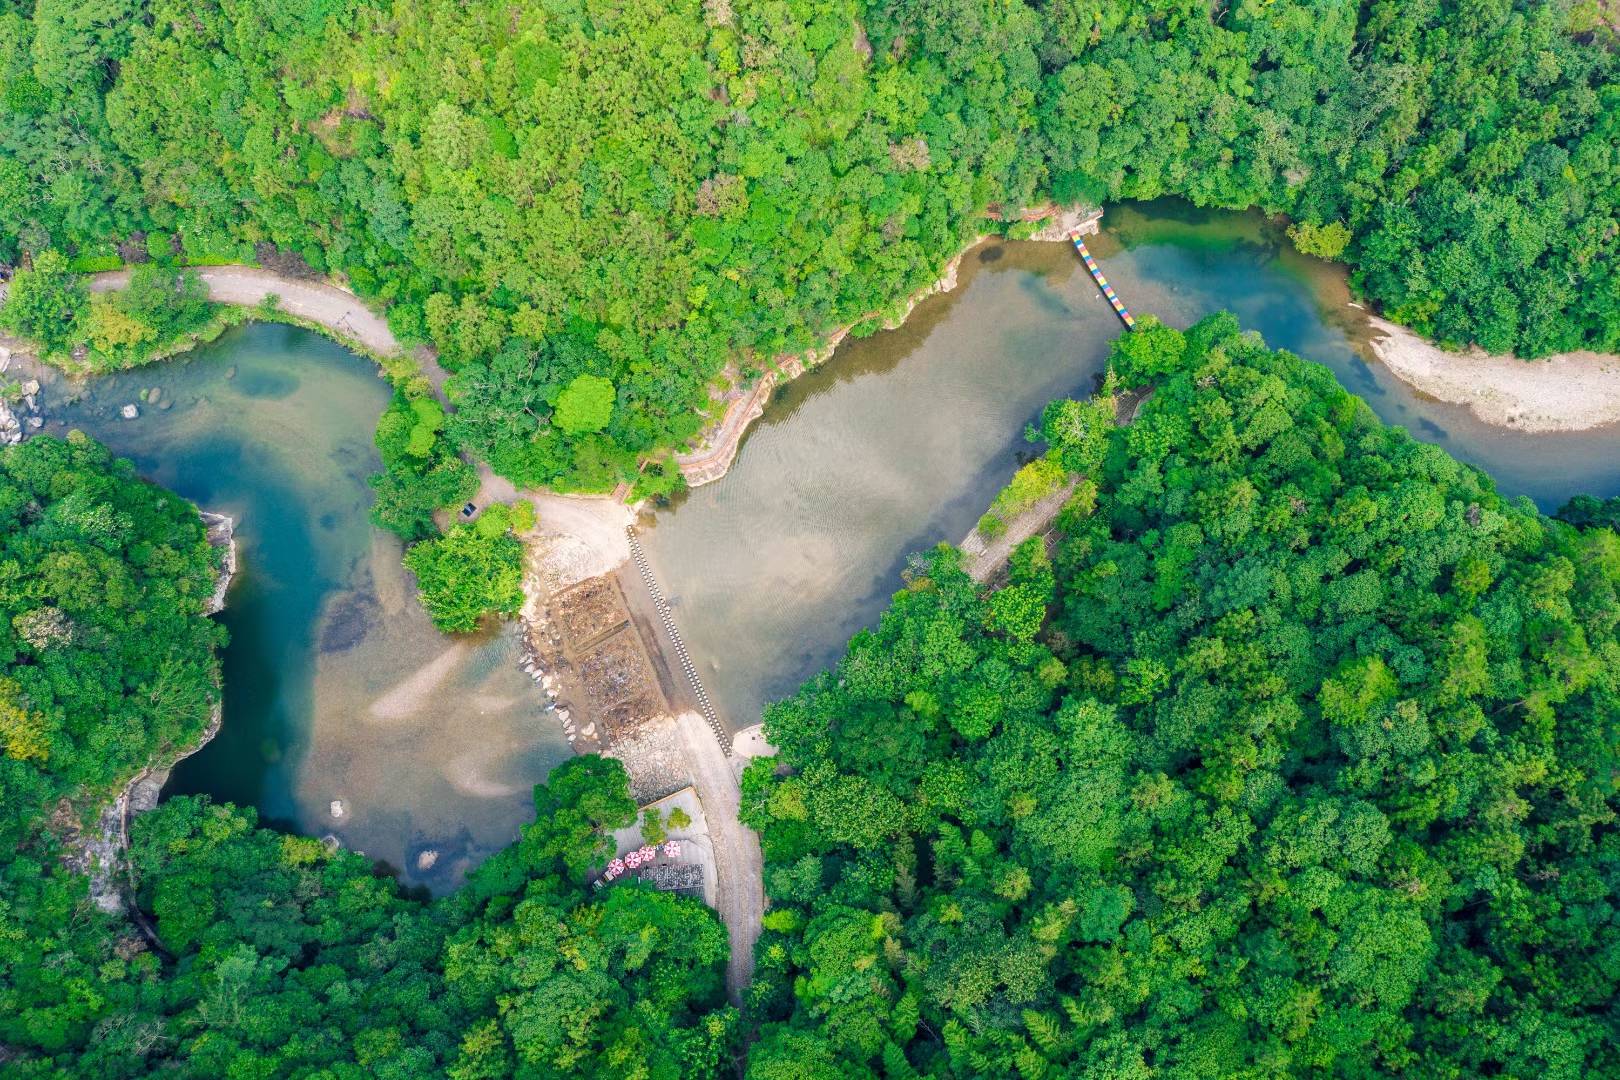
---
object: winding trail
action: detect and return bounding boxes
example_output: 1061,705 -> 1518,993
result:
88,266 -> 405,359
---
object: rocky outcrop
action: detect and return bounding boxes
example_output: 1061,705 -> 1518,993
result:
201,512 -> 238,615
0,400 -> 19,446
982,201 -> 1104,241
63,511 -> 236,915
0,347 -> 42,445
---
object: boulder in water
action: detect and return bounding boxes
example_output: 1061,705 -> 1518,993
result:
329,799 -> 345,819
0,405 -> 21,446
121,403 -> 139,420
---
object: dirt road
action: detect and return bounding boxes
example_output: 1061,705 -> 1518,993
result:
90,266 -> 404,358
474,465 -> 632,586
674,710 -> 764,1003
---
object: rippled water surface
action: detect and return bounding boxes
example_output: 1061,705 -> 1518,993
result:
640,201 -> 1620,731
40,323 -> 569,890
36,202 -> 1619,876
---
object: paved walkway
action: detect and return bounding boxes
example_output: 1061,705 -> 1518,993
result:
673,710 -> 763,1002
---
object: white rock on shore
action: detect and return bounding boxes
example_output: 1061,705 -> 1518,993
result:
200,513 -> 238,615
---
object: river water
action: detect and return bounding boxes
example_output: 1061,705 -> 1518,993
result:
35,324 -> 570,891
639,200 -> 1620,732
35,202 -> 1619,881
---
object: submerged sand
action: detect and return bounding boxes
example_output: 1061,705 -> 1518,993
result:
1367,316 -> 1620,433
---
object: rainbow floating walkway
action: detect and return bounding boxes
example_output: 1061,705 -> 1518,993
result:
1071,232 -> 1137,331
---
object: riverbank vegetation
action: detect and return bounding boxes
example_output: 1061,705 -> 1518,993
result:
1,437 -> 737,1076
404,501 -> 534,632
0,434 -> 224,848
369,391 -> 478,542
741,315 -> 1620,1077
0,256 -> 217,372
6,758 -> 738,1077
4,1 -> 1617,490
7,298 -> 1620,1077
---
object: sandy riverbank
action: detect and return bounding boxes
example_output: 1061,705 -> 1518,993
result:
1366,316 -> 1620,433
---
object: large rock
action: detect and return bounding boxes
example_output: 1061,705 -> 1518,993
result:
58,504 -> 238,914
200,512 -> 237,615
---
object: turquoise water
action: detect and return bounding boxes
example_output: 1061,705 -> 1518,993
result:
32,203 -> 1619,882
1096,201 -> 1620,509
39,323 -> 570,890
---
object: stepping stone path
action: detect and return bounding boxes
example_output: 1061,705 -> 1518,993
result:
625,527 -> 731,754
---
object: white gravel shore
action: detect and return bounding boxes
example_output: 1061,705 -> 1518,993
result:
1367,316 -> 1620,433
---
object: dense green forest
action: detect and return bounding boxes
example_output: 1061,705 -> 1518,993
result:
742,316 -> 1620,1077
5,762 -> 737,1077
0,434 -> 224,848
0,253 -> 217,372
5,761 -> 736,1077
5,0 -> 1620,1073
7,323 -> 1620,1076
0,437 -> 736,1077
3,0 -> 1618,490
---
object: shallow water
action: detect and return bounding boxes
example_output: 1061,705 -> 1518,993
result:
640,200 -> 1620,732
1096,202 -> 1620,509
38,323 -> 569,890
30,202 -> 1618,879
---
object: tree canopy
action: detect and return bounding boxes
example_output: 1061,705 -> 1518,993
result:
0,440 -> 737,1078
742,315 -> 1620,1078
4,755 -> 738,1078
4,0 -> 1615,488
0,433 -> 224,850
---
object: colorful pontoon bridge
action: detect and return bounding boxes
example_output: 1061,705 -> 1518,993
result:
1071,232 -> 1137,330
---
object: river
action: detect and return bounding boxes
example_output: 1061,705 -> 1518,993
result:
34,202 -> 1620,881
638,200 -> 1620,731
34,324 -> 570,891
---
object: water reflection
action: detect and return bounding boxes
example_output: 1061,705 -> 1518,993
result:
642,201 -> 1620,733
37,323 -> 569,890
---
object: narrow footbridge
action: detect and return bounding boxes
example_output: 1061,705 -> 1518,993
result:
1071,232 -> 1138,330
